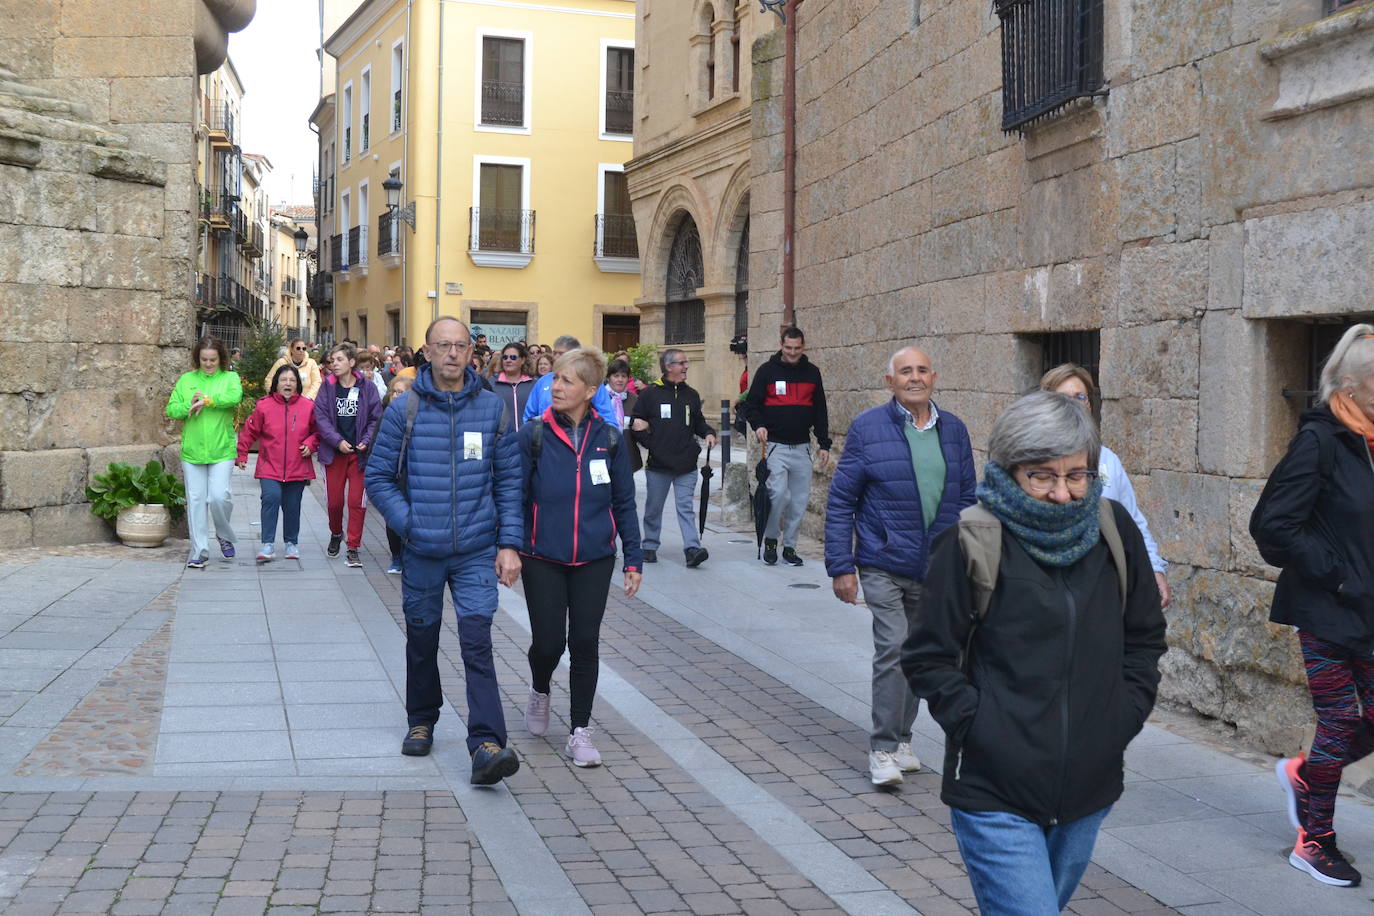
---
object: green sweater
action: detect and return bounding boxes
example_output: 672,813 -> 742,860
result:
166,369 -> 243,464
903,423 -> 946,530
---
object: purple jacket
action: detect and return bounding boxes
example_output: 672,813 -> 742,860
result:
313,370 -> 384,467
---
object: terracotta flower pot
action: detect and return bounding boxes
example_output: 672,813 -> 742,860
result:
115,503 -> 172,548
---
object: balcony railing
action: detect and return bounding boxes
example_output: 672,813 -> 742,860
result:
282,275 -> 300,298
393,90 -> 402,132
594,213 -> 639,259
605,89 -> 634,135
329,234 -> 344,272
216,274 -> 252,315
242,222 -> 265,258
377,211 -> 400,259
195,273 -> 213,308
361,113 -> 369,150
347,226 -> 369,268
480,80 -> 524,126
344,126 -> 351,162
204,99 -> 236,146
469,207 -> 535,253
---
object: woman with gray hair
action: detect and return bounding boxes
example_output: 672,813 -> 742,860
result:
903,391 -> 1167,915
1251,323 -> 1374,888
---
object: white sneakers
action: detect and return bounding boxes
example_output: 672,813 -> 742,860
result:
869,742 -> 922,787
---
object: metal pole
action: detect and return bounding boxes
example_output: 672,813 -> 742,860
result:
720,399 -> 732,466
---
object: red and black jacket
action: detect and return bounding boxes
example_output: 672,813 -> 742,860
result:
741,352 -> 831,450
518,407 -> 643,571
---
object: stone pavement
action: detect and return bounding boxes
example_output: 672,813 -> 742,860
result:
0,462 -> 1371,914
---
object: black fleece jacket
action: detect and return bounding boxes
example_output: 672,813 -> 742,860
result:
631,378 -> 716,476
741,352 -> 831,450
903,499 -> 1166,827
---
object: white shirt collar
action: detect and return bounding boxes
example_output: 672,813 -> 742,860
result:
899,400 -> 939,431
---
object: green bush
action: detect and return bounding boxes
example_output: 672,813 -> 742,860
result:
86,460 -> 186,523
627,342 -> 659,384
234,318 -> 288,428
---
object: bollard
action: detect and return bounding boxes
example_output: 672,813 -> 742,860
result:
720,399 -> 732,466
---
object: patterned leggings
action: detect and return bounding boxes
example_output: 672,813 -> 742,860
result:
1300,631 -> 1374,835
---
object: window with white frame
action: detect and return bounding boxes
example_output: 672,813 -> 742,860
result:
391,40 -> 404,133
601,41 -> 634,138
470,156 -> 533,266
360,67 -> 371,151
340,190 -> 351,267
595,165 -> 637,261
477,31 -> 531,131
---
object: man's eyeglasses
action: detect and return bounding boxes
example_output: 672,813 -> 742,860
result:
1022,469 -> 1098,492
429,340 -> 471,354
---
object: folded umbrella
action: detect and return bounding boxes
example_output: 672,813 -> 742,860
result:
751,452 -> 772,559
698,445 -> 714,536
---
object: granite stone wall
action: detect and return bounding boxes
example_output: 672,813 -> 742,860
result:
0,0 -> 253,547
748,0 -> 1374,758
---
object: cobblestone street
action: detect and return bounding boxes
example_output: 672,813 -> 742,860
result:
1,469 -> 1372,915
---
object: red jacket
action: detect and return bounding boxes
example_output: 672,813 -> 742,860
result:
237,392 -> 319,482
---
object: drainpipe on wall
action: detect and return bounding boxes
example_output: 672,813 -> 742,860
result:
781,0 -> 801,330
433,0 -> 446,323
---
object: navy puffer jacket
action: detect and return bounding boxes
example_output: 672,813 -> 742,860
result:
824,399 -> 977,581
365,365 -> 522,559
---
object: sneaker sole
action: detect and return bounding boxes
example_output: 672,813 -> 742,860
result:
898,761 -> 922,773
471,753 -> 520,785
569,755 -> 602,768
346,561 -> 362,568
686,555 -> 707,568
870,771 -> 903,787
1289,850 -> 1361,886
256,556 -> 272,563
1276,758 -> 1303,831
526,719 -> 548,737
400,743 -> 433,757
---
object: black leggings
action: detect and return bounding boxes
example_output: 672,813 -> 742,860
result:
522,554 -> 615,731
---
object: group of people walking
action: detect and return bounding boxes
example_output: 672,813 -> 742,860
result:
165,317 -> 1374,907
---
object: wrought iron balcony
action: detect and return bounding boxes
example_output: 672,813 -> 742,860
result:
347,225 -> 369,277
361,113 -> 369,151
480,80 -> 524,127
594,213 -> 639,259
469,208 -> 534,268
377,211 -> 401,265
195,273 -> 213,308
605,89 -> 634,135
393,90 -> 402,132
282,275 -> 300,298
204,99 -> 236,147
329,233 -> 344,273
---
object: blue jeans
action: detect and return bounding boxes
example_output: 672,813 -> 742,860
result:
402,546 -> 506,754
950,805 -> 1112,915
258,479 -> 305,545
642,469 -> 700,552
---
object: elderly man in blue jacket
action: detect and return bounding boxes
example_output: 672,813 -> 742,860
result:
366,317 -> 525,785
825,346 -> 976,788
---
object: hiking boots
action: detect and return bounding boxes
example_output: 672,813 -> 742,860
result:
470,742 -> 520,785
401,725 -> 433,757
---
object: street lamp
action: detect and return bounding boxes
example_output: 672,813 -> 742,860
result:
382,175 -> 416,231
293,226 -> 309,257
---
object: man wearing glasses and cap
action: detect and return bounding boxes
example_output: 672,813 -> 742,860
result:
265,338 -> 323,400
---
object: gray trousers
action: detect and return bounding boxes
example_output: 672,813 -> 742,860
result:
764,443 -> 812,548
860,566 -> 923,751
642,469 -> 701,552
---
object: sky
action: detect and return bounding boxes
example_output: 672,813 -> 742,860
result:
228,2 -> 323,208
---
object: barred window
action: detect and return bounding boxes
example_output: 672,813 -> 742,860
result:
665,216 -> 705,345
995,0 -> 1104,131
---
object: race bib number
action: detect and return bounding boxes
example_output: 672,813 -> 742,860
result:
659,403 -> 671,419
775,380 -> 787,396
589,459 -> 610,485
463,431 -> 483,460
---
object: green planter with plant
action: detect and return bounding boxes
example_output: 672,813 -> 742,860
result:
627,342 -> 659,384
86,460 -> 187,548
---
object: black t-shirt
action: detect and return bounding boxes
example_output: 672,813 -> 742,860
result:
335,380 -> 360,446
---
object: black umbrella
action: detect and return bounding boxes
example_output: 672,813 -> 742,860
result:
751,452 -> 772,559
698,445 -> 715,536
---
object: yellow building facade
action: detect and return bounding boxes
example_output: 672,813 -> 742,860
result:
323,0 -> 640,351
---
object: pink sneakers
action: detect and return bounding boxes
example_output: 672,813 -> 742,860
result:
525,688 -> 550,737
565,727 -> 602,767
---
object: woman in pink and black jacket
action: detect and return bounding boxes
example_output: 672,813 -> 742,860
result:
236,364 -> 319,562
518,347 -> 642,769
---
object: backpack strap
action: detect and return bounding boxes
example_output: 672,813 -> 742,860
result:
397,391 -> 421,495
957,503 -> 1003,623
1098,500 -> 1128,613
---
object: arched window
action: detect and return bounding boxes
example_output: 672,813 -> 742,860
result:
734,217 -> 749,338
665,216 -> 705,345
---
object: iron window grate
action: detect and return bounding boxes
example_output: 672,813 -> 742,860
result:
666,301 -> 706,345
995,0 -> 1104,131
